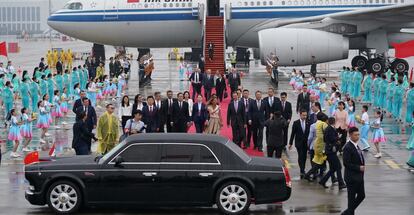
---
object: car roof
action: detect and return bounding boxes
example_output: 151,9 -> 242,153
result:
125,133 -> 229,145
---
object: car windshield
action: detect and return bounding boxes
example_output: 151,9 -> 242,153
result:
99,140 -> 127,164
225,140 -> 252,163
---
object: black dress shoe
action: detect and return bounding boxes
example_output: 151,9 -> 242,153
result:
304,175 -> 314,182
258,149 -> 263,152
300,173 -> 305,179
332,178 -> 338,184
339,184 -> 347,190
319,182 -> 329,188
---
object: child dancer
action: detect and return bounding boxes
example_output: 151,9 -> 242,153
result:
407,111 -> 414,168
96,78 -> 104,108
86,81 -> 97,107
371,111 -> 386,158
329,88 -> 340,117
319,78 -> 328,107
20,107 -> 33,152
3,81 -> 14,117
36,100 -> 50,143
52,90 -> 63,129
358,105 -> 371,151
347,99 -> 356,128
73,83 -> 81,101
60,87 -> 69,124
42,94 -> 53,134
8,109 -> 22,158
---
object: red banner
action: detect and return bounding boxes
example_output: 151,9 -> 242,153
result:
392,40 -> 414,59
127,0 -> 139,3
0,42 -> 7,57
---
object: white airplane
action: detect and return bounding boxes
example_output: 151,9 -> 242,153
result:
48,0 -> 414,73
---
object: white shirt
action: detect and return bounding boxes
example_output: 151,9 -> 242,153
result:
300,119 -> 306,132
118,104 -> 132,119
361,112 -> 369,125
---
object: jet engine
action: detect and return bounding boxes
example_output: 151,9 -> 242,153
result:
258,28 -> 349,66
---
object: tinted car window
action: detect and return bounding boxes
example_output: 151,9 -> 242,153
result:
161,144 -> 218,164
120,144 -> 160,163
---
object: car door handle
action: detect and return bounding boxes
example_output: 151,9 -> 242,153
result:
142,172 -> 157,177
199,172 -> 213,177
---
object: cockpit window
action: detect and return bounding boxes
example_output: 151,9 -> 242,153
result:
64,2 -> 83,10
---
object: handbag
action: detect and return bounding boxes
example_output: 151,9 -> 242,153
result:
119,119 -> 133,142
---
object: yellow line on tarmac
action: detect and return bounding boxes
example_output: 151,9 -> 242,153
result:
384,160 -> 401,169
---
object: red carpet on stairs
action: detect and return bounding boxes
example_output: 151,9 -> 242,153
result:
204,16 -> 225,74
188,85 -> 264,157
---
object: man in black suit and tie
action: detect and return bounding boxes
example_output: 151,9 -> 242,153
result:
289,109 -> 310,178
171,93 -> 191,133
248,91 -> 267,152
163,90 -> 176,132
242,89 -> 253,149
296,85 -> 311,114
215,72 -> 226,102
280,92 -> 292,148
72,91 -> 87,115
263,87 -> 282,119
227,92 -> 246,147
342,127 -> 365,215
192,95 -> 208,133
189,69 -> 203,100
74,98 -> 97,152
265,111 -> 288,158
142,96 -> 160,133
309,102 -> 322,125
203,69 -> 215,101
228,68 -> 241,93
154,92 -> 165,132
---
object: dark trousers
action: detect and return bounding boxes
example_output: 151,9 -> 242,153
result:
167,115 -> 173,132
252,125 -> 263,149
244,123 -> 252,147
88,69 -> 96,80
194,121 -> 205,133
283,126 -> 289,147
320,153 -> 345,185
192,83 -> 202,100
216,87 -> 224,102
296,145 -> 308,174
204,88 -> 212,101
344,182 -> 365,215
174,121 -> 187,133
121,116 -> 131,134
208,49 -> 214,60
309,149 -> 327,176
74,144 -> 89,155
231,123 -> 245,147
337,128 -> 347,152
230,85 -> 238,94
267,145 -> 283,158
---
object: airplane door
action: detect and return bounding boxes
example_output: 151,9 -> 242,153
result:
104,0 -> 119,20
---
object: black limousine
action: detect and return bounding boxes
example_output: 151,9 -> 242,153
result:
25,134 -> 291,215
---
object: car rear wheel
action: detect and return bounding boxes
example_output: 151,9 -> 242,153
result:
216,182 -> 251,215
47,180 -> 82,214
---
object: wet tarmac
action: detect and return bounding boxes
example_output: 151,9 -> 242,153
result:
0,40 -> 414,214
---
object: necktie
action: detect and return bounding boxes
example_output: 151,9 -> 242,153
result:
257,100 -> 261,110
195,73 -> 198,83
150,106 -> 152,113
356,145 -> 364,164
156,101 -> 160,109
245,99 -> 248,112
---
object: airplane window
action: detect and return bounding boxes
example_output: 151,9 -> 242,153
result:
150,3 -> 155,8
313,1 -> 317,4
350,0 -> 354,3
325,0 -> 329,4
257,1 -> 261,6
338,0 -> 342,4
288,1 -> 292,5
362,0 -> 366,3
138,3 -> 142,8
269,1 -> 274,5
263,1 -> 267,5
294,0 -> 298,5
144,3 -> 148,8
188,3 -> 192,7
244,2 -> 248,6
282,1 -> 286,5
394,0 -> 398,3
331,0 -> 335,4
250,1 -> 254,6
163,3 -> 167,7
375,0 -> 379,3
319,0 -> 323,4
176,3 -> 180,7
238,1 -> 242,6
169,3 -> 173,7
182,2 -> 186,7
401,0 -> 404,3
369,0 -> 373,3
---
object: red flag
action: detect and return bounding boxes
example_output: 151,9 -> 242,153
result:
392,40 -> 414,58
127,0 -> 139,3
49,143 -> 55,157
24,151 -> 39,165
0,42 -> 7,57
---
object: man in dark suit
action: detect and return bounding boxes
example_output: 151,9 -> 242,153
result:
242,89 -> 253,149
215,72 -> 226,102
296,85 -> 311,114
289,109 -> 310,178
248,91 -> 267,152
72,91 -> 87,115
280,92 -> 292,148
198,56 -> 205,73
227,91 -> 246,147
56,58 -> 63,73
189,69 -> 203,100
342,127 -> 365,215
75,98 -> 97,135
227,68 -> 241,93
163,90 -> 176,132
203,69 -> 215,101
72,111 -> 97,155
192,95 -> 208,133
171,92 -> 191,133
142,96 -> 160,133
265,111 -> 288,158
154,92 -> 165,132
263,87 -> 282,119
309,102 -> 322,125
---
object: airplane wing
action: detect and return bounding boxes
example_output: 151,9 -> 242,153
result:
254,3 -> 414,32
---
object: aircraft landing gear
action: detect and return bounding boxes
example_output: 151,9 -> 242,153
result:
351,55 -> 368,69
366,58 -> 386,75
391,58 -> 409,75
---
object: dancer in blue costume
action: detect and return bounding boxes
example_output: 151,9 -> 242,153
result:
403,73 -> 409,89
352,69 -> 363,99
71,67 -> 80,96
20,78 -> 30,109
47,74 -> 55,103
340,66 -> 347,93
372,74 -> 381,107
11,74 -> 21,99
406,112 -> 414,168
30,78 -> 40,112
40,75 -> 48,98
343,67 -> 351,94
63,69 -> 72,97
386,77 -> 396,115
406,83 -> 414,124
3,81 -> 14,116
78,65 -> 85,91
319,78 -> 328,107
362,72 -> 373,103
358,105 -> 371,150
379,75 -> 388,109
393,79 -> 405,122
55,71 -> 63,94
347,69 -> 355,96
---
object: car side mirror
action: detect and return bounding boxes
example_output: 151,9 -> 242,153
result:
114,156 -> 124,167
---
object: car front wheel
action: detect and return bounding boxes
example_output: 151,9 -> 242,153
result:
216,182 -> 251,215
47,180 -> 82,214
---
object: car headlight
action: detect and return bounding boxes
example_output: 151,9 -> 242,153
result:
28,185 -> 35,191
